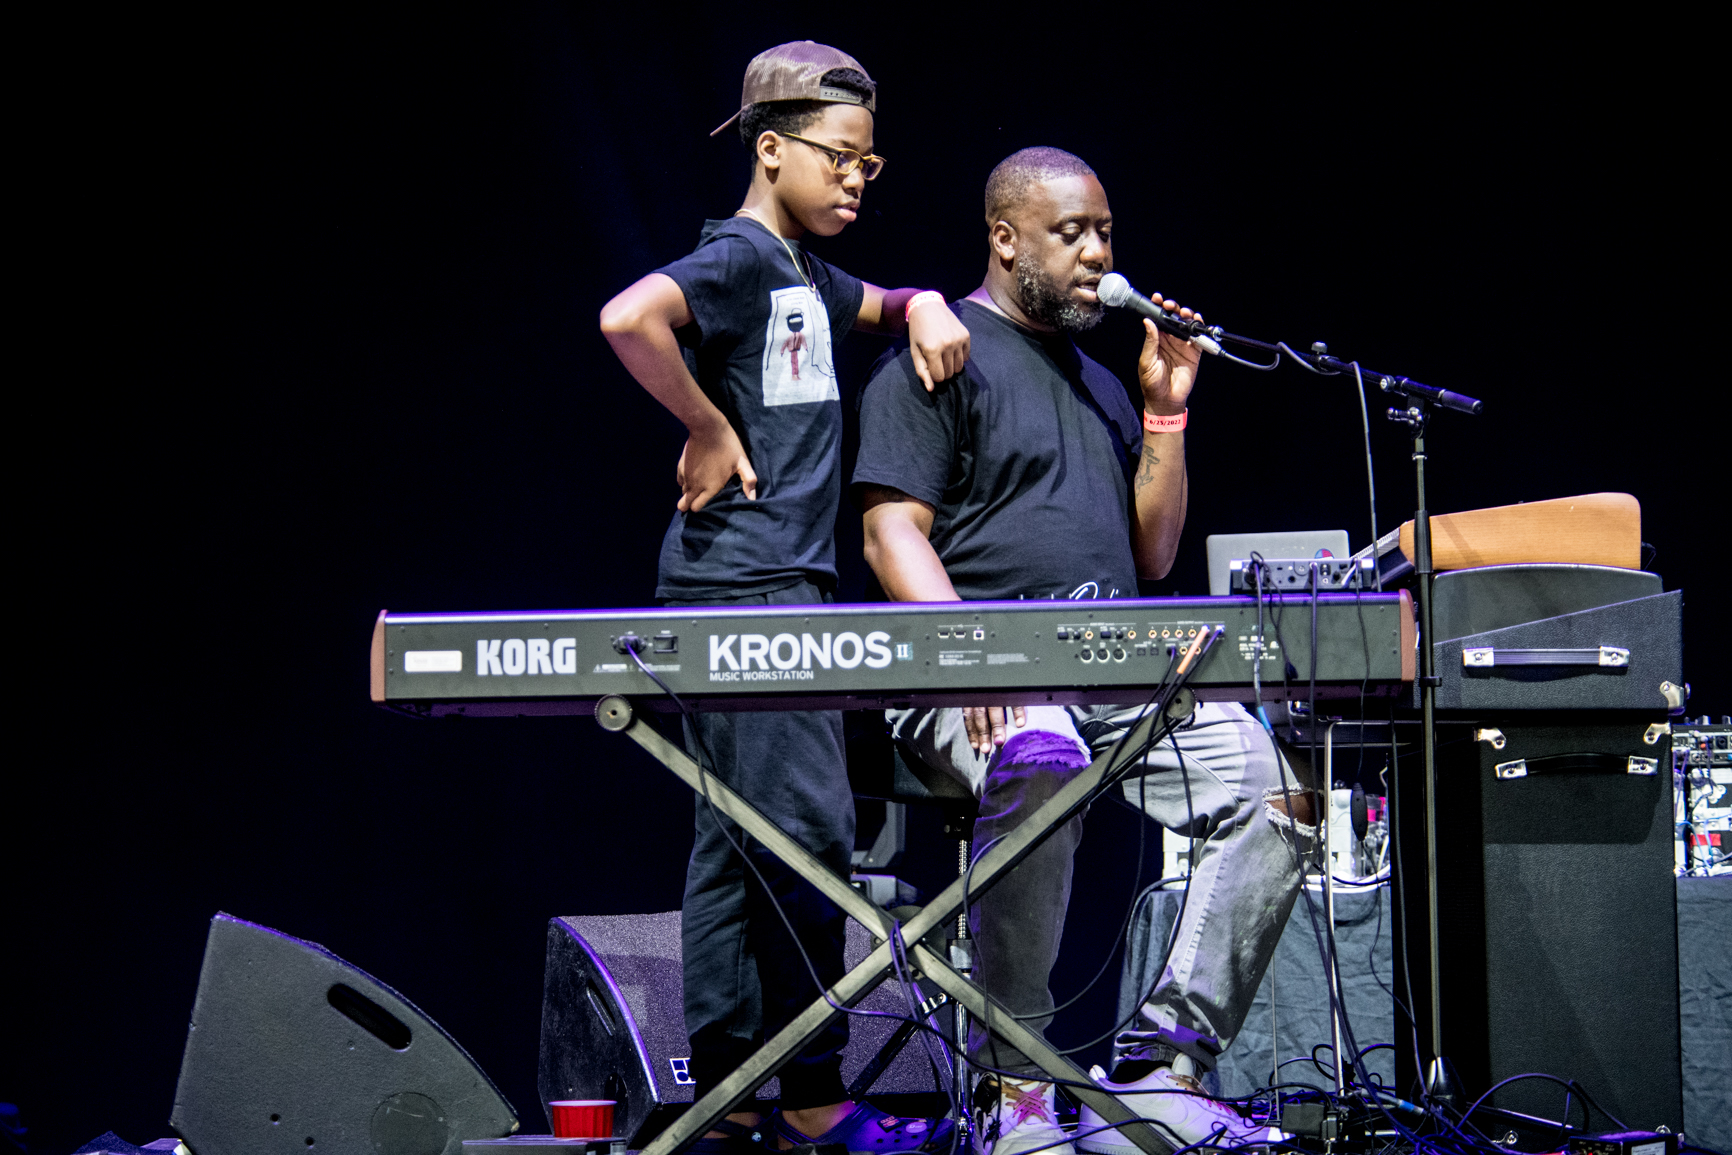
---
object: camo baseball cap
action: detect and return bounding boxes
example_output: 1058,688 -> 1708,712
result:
710,41 -> 876,137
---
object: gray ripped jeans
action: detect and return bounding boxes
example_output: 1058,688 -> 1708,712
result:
889,701 -> 1313,1075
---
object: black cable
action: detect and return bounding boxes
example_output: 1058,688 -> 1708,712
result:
1305,595 -> 1402,1123
971,630 -> 1223,1061
623,644 -> 934,1043
1351,360 -> 1381,589
1305,566 -> 1324,906
1260,580 -> 1433,1151
1299,577 -> 1400,1115
1384,697 -> 1426,1099
1308,563 -> 1320,878
1217,346 -> 1282,371
1096,642 -> 1187,794
1038,767 -> 1147,1019
1364,839 -> 1400,1012
983,660 -> 1182,1024
1249,552 -> 1276,738
972,641 -> 1207,1078
977,637 -> 1199,1044
1352,576 -> 1373,794
1266,586 -> 1298,746
1097,679 -> 1192,804
1258,601 -> 1321,1131
1290,569 -> 1357,1091
1457,1073 -> 1629,1135
885,911 -> 961,1121
1055,719 -> 1199,1056
1277,341 -> 1339,376
1346,582 -> 1427,1098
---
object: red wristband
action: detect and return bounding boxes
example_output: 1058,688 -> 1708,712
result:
1144,409 -> 1187,433
905,290 -> 946,322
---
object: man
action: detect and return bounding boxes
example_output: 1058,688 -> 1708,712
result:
851,147 -> 1315,1155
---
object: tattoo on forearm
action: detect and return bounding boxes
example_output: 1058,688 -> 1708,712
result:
1135,445 -> 1161,492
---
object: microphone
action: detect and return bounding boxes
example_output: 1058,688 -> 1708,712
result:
1097,273 -> 1222,355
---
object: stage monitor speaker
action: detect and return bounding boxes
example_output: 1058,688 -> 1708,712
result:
1401,722 -> 1683,1129
171,912 -> 518,1155
539,912 -> 941,1144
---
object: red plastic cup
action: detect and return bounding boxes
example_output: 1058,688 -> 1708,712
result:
550,1100 -> 615,1139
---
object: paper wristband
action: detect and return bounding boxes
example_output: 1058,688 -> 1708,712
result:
1144,409 -> 1188,433
904,290 -> 946,321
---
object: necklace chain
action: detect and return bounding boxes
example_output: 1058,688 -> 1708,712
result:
734,209 -> 814,291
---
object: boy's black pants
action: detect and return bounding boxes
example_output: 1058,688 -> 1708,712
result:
668,579 -> 854,1110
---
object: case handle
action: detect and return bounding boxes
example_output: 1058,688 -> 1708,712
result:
1494,753 -> 1658,779
1463,645 -> 1629,669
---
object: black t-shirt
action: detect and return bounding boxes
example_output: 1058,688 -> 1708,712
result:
653,218 -> 865,599
851,299 -> 1143,602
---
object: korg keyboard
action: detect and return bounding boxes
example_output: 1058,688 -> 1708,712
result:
370,593 -> 1414,716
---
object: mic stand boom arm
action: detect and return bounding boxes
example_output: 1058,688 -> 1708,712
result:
1159,311 -> 1489,419
1151,297 -> 1484,1104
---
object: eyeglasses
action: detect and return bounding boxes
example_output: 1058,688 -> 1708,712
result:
780,132 -> 885,181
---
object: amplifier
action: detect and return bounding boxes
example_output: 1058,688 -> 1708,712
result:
1409,721 -> 1684,1128
369,594 -> 1414,716
1422,564 -> 1681,713
1429,593 -> 1682,713
539,913 -> 940,1146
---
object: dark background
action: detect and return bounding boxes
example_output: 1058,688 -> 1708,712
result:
9,8 -> 1713,1152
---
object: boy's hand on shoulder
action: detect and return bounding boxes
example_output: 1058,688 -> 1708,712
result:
677,416 -> 757,511
908,301 -> 970,392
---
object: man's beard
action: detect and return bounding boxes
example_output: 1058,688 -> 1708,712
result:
1014,253 -> 1105,334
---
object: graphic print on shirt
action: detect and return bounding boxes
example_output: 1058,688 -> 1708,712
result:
762,285 -> 838,407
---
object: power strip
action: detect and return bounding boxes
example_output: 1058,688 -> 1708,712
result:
1673,717 -> 1731,875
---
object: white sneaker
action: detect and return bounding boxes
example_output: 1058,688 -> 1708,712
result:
974,1077 -> 1075,1155
1076,1063 -> 1279,1153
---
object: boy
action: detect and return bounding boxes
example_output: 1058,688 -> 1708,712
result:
599,41 -> 969,1155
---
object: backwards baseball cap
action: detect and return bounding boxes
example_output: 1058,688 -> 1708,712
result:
710,41 -> 876,137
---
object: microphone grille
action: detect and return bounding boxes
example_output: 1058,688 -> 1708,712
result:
1096,272 -> 1132,308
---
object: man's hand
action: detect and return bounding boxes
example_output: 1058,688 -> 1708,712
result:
860,488 -> 1021,753
963,705 -> 1028,755
907,300 -> 970,391
1136,297 -> 1205,414
676,415 -> 757,512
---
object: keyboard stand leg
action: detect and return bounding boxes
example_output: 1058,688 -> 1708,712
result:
952,836 -> 972,1141
844,1015 -> 922,1101
596,695 -> 1176,1155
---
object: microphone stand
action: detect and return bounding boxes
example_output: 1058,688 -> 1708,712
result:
1148,305 -> 1485,1106
1383,383 -> 1469,1107
1298,351 -> 1481,1106
1304,350 -> 1482,1107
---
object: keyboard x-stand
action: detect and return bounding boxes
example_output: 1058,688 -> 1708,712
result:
595,681 -> 1194,1155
